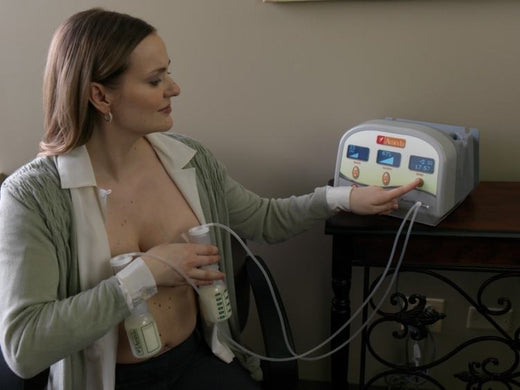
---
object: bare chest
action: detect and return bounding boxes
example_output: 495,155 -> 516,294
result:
105,171 -> 200,255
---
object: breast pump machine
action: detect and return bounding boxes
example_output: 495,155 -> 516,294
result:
112,117 -> 479,362
334,118 -> 480,225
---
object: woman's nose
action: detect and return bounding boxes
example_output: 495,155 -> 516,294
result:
165,78 -> 180,97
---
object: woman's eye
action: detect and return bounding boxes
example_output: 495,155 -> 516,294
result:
149,71 -> 171,86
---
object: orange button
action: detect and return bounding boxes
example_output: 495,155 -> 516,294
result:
382,172 -> 391,186
352,166 -> 360,179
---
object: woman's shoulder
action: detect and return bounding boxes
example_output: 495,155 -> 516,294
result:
2,156 -> 62,201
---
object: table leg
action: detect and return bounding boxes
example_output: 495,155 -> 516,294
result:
331,236 -> 352,389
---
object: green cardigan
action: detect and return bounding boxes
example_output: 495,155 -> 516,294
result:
0,134 -> 334,389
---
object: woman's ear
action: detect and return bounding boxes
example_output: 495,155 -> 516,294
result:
89,82 -> 112,114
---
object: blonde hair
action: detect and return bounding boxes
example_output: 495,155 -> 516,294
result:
39,8 -> 155,155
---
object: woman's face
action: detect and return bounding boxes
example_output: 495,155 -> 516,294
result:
109,33 -> 180,135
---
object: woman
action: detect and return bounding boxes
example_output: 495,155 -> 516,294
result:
0,8 -> 419,390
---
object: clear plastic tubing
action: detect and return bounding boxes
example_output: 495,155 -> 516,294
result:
117,201 -> 421,362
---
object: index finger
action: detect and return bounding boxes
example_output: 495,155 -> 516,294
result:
386,178 -> 422,199
191,243 -> 219,255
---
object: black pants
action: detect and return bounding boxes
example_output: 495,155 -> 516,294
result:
115,330 -> 262,390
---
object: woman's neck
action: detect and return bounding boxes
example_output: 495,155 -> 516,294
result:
86,129 -> 149,185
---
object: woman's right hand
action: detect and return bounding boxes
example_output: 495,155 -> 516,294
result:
349,178 -> 422,215
141,243 -> 224,287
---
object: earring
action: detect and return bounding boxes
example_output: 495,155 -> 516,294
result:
104,112 -> 113,123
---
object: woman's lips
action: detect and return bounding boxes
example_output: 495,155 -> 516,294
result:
159,105 -> 171,114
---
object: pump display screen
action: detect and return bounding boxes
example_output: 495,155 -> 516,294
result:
346,145 -> 370,161
377,150 -> 401,167
409,155 -> 435,174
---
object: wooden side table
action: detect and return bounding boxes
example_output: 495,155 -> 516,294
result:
325,181 -> 520,389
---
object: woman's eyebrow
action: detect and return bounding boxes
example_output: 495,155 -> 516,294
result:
147,59 -> 171,76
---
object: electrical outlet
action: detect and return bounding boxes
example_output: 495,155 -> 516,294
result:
466,306 -> 513,330
425,298 -> 445,333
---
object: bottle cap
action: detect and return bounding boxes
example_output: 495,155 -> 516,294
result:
187,225 -> 211,245
110,254 -> 133,273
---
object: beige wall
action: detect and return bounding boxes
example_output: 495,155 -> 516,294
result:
1,0 -> 519,384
